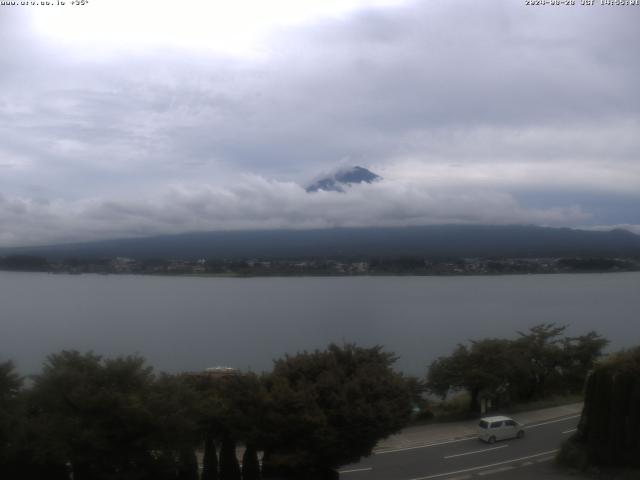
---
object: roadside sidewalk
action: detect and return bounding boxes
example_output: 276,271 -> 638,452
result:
373,403 -> 583,453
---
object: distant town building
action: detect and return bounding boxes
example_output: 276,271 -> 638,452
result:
185,366 -> 240,380
205,366 -> 239,376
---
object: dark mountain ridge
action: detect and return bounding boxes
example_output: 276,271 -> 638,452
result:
2,225 -> 640,261
306,166 -> 381,192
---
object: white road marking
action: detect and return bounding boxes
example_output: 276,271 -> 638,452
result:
477,466 -> 515,476
520,461 -> 533,466
535,456 -> 555,463
408,449 -> 559,480
562,428 -> 577,434
339,467 -> 373,474
444,444 -> 508,459
525,415 -> 580,429
374,436 -> 476,455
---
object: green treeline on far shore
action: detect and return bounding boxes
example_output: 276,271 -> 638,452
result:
0,325 -> 612,479
1,254 -> 640,276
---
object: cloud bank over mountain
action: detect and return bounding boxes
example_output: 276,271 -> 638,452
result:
0,175 -> 593,247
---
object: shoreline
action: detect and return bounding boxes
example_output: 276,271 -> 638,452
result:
1,268 -> 639,279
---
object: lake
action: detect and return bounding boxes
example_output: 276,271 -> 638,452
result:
1,271 -> 639,376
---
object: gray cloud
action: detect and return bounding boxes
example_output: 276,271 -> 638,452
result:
0,177 -> 590,247
0,0 -> 638,246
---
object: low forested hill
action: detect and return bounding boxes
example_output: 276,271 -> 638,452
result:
2,225 -> 640,261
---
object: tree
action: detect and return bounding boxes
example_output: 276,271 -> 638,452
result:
426,345 -> 468,400
426,325 -> 609,412
260,344 -> 412,478
0,361 -> 22,450
560,331 -> 609,393
426,339 -> 517,413
177,448 -> 199,480
188,371 -> 266,480
0,361 -> 24,478
149,373 -> 202,454
24,351 -> 203,480
242,444 -> 261,480
201,432 -> 219,480
513,323 -> 568,400
26,351 -> 158,479
559,346 -> 640,470
219,434 -> 241,480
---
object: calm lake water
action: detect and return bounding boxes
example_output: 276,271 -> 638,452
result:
1,271 -> 639,376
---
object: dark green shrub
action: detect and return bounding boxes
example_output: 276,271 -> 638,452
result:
562,346 -> 640,470
556,435 -> 589,471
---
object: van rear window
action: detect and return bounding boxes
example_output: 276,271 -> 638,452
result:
479,420 -> 489,429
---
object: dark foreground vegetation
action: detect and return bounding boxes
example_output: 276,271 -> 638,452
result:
558,346 -> 640,477
0,327 -> 616,479
425,324 -> 608,415
0,344 -> 412,480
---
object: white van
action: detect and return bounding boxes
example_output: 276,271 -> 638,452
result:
477,416 -> 525,444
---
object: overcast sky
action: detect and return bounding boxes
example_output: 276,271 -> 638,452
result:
0,0 -> 639,247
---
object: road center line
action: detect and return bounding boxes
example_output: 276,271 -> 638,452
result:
444,444 -> 508,459
340,467 -> 373,474
535,456 -> 556,463
375,436 -> 476,455
477,466 -> 514,476
525,415 -> 580,429
408,449 -> 559,480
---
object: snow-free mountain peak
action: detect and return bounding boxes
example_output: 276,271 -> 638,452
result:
306,166 -> 381,193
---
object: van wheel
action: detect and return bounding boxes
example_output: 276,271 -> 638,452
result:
488,436 -> 496,444
517,430 -> 525,439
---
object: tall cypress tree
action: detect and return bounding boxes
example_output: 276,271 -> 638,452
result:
241,444 -> 261,480
572,346 -> 640,468
202,432 -> 219,480
219,435 -> 241,480
260,450 -> 276,479
177,448 -> 199,480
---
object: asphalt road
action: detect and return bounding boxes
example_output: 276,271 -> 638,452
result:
339,414 -> 580,480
